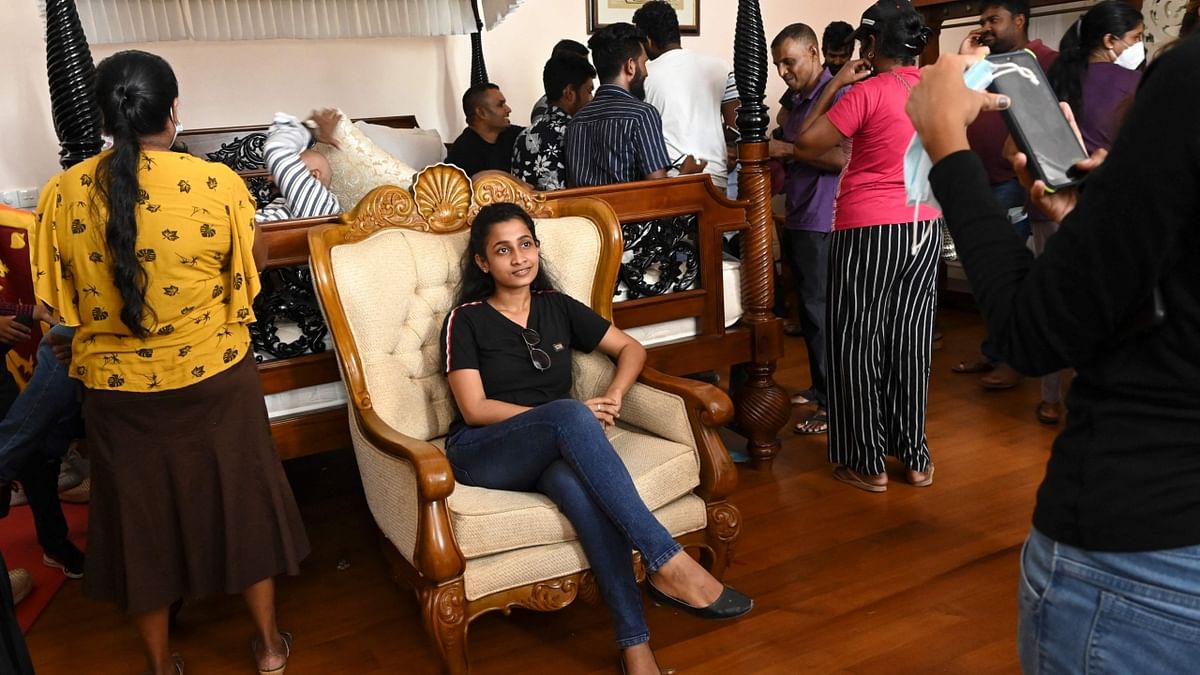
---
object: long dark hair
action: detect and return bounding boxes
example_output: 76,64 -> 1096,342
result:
454,203 -> 557,306
93,50 -> 178,338
863,9 -> 931,66
1048,1 -> 1142,123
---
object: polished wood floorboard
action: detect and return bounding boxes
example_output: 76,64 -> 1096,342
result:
25,308 -> 1055,674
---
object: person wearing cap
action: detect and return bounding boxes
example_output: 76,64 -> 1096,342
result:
792,0 -> 940,493
952,0 -> 1058,390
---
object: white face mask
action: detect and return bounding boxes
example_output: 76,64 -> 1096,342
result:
170,116 -> 183,149
1113,39 -> 1145,70
903,59 -> 1039,254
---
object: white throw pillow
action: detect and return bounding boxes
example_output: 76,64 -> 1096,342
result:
313,112 -> 418,209
354,121 -> 446,171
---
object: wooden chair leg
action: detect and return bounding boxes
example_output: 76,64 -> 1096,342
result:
420,580 -> 470,675
702,501 -> 742,580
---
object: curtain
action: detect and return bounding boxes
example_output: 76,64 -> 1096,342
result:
43,0 -> 524,43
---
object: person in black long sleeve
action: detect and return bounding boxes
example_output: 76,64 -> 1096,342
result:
907,39 -> 1200,674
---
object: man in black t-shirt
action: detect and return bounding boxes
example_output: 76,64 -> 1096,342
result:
446,83 -> 525,177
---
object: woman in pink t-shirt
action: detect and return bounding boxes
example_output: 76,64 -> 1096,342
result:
794,1 -> 940,493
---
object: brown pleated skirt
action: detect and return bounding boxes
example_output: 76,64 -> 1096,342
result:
81,356 -> 310,614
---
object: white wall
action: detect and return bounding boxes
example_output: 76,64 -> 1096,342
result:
1,0 -> 872,193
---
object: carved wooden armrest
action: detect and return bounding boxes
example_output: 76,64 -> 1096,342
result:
636,367 -> 738,503
355,406 -> 465,583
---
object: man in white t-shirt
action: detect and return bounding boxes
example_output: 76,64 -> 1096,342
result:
632,1 -> 728,189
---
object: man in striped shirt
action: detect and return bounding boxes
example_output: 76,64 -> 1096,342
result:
256,110 -> 342,223
564,22 -> 704,188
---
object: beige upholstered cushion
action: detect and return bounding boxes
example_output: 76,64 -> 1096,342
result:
445,422 -> 699,559
463,494 -> 706,601
315,112 -> 418,209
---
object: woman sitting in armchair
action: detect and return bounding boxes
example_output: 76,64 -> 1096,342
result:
440,203 -> 752,674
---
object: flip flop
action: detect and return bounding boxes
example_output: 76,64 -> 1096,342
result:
832,465 -> 887,493
793,409 -> 828,435
952,358 -> 994,374
908,464 -> 935,488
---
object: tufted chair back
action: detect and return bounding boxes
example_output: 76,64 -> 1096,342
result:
325,216 -> 610,441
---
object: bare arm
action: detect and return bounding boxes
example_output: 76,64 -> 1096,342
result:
596,325 -> 645,403
447,369 -> 532,427
793,115 -> 846,166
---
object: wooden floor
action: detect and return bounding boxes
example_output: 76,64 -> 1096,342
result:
25,308 -> 1056,674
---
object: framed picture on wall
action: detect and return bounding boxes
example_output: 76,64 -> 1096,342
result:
587,0 -> 700,36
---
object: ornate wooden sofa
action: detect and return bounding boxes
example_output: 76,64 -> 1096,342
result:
307,164 -> 741,673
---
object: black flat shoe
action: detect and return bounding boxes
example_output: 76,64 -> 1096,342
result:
646,579 -> 753,620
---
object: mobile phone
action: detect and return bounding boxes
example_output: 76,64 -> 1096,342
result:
986,50 -> 1088,191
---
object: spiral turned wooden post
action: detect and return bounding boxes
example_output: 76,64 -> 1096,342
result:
733,0 -> 789,468
45,0 -> 103,169
469,1 -> 489,85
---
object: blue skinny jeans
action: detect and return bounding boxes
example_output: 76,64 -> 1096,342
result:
445,399 -> 682,648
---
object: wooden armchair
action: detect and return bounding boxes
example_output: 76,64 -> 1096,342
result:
307,165 -> 742,673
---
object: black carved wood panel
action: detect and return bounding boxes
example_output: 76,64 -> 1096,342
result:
250,266 -> 329,361
202,132 -> 279,208
617,214 -> 701,301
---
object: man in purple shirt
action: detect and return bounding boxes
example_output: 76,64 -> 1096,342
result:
768,23 -> 845,434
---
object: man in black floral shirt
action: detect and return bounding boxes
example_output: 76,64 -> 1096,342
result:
511,55 -> 596,191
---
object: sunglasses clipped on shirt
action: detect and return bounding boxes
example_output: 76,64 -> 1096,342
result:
521,328 -> 552,372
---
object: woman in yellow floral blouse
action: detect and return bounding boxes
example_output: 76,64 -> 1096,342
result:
32,50 -> 307,675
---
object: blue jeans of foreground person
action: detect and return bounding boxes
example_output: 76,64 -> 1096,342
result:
445,399 -> 682,648
1018,528 -> 1200,674
0,325 -> 80,481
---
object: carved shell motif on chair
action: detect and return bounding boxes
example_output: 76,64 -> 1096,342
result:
414,164 -> 474,233
469,172 -> 554,220
341,163 -> 474,240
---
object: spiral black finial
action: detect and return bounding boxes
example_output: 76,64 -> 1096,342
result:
733,0 -> 769,144
45,0 -> 103,169
469,1 -> 489,86
470,32 -> 489,85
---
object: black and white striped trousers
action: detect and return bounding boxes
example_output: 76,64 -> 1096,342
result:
827,220 -> 941,475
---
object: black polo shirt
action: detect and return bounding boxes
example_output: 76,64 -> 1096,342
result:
445,125 -> 524,177
440,291 -> 611,436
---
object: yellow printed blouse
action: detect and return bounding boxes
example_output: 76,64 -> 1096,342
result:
32,150 -> 262,392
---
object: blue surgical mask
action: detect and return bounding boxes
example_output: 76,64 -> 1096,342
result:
903,58 -> 1039,254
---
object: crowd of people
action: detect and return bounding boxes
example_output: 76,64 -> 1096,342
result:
3,0 -> 1198,672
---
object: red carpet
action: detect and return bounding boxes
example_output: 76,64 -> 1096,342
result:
1,501 -> 88,631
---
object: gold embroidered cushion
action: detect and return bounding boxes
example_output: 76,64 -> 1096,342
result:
315,112 -> 418,209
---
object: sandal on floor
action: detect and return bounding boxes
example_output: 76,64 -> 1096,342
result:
832,465 -> 887,493
980,364 -> 1022,390
793,409 -> 828,435
952,357 -> 994,374
1036,401 -> 1062,425
907,464 -> 935,488
253,631 -> 292,675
